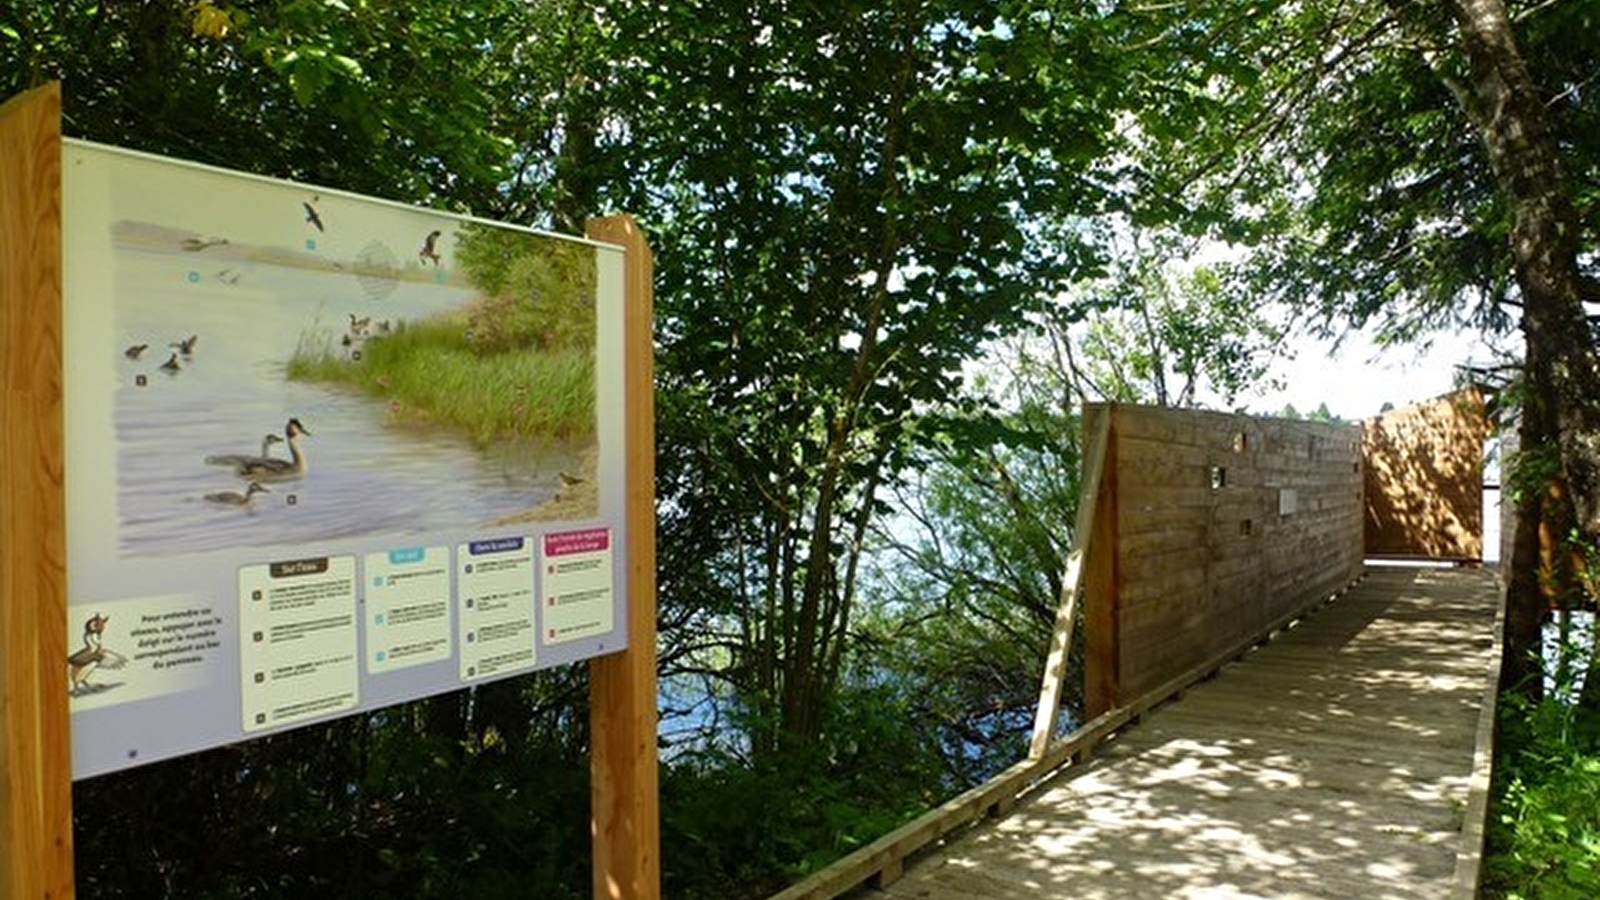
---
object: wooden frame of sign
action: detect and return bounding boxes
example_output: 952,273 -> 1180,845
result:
0,83 -> 659,900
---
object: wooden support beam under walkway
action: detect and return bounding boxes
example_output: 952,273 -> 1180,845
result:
850,565 -> 1503,900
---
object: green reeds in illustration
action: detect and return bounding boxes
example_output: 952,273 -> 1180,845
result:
288,314 -> 594,446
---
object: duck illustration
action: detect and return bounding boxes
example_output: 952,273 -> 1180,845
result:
158,352 -> 182,374
171,334 -> 198,356
233,418 -> 310,481
124,343 -> 148,360
205,433 -> 284,469
205,481 -> 270,506
303,200 -> 325,232
68,613 -> 125,694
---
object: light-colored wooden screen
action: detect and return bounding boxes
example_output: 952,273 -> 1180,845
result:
1084,404 -> 1365,716
1363,388 -> 1490,561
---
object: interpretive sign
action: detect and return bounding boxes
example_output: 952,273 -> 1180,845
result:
61,140 -> 630,779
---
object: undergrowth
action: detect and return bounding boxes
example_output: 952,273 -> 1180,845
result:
1483,682 -> 1600,898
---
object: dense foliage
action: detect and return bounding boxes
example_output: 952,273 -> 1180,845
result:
1485,668 -> 1600,898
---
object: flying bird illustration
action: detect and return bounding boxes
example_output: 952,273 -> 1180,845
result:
302,201 -> 325,232
419,230 -> 442,266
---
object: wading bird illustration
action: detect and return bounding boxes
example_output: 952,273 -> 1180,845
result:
205,481 -> 270,506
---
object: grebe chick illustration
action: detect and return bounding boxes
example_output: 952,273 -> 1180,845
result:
234,418 -> 310,481
205,481 -> 270,506
205,433 -> 284,469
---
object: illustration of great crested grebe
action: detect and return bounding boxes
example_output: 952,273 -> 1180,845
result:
205,433 -> 284,470
68,613 -> 127,695
204,481 -> 270,507
228,418 -> 311,482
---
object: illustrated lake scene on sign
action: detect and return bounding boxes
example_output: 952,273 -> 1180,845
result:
89,151 -> 600,557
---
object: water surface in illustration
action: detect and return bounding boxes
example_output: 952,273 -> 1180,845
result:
111,227 -> 592,556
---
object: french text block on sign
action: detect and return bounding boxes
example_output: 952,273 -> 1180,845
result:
239,556 -> 359,732
365,546 -> 452,674
541,527 -> 614,645
457,536 -> 537,682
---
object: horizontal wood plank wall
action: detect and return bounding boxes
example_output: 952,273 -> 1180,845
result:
1086,404 -> 1364,715
1363,388 -> 1490,561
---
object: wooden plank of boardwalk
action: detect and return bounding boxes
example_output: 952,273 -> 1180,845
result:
865,566 -> 1501,900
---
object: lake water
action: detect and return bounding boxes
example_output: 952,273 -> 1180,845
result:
111,250 -> 582,557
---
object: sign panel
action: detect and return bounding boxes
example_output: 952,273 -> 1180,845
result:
61,140 -> 629,779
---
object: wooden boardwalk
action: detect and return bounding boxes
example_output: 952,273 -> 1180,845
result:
859,566 -> 1502,900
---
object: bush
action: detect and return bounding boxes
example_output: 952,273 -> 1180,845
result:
1484,691 -> 1600,899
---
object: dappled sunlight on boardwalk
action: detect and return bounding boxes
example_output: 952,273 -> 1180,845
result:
863,567 -> 1500,900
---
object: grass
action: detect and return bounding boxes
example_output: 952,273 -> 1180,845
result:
287,313 -> 594,447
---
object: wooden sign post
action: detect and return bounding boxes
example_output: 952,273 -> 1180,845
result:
0,83 -> 659,900
586,216 -> 660,900
1,82 -> 74,900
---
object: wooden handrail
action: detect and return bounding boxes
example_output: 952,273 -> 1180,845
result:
1449,572 -> 1506,899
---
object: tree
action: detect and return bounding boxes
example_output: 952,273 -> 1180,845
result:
1,0 -> 606,225
1438,0 -> 1600,697
862,333 -> 1088,783
604,0 -> 1127,753
1067,251 -> 1288,408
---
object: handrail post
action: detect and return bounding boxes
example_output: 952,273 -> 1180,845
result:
1029,409 -> 1111,758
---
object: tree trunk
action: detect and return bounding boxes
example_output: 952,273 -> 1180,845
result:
1446,0 -> 1600,691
